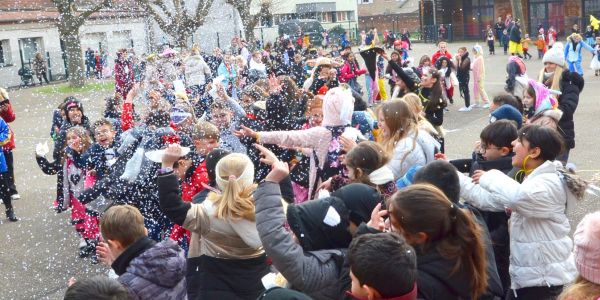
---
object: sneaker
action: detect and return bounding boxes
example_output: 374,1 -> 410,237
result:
471,103 -> 480,108
11,194 -> 20,200
78,238 -> 87,249
5,208 -> 18,222
458,106 -> 472,112
482,103 -> 490,109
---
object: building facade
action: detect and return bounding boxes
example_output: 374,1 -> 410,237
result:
357,0 -> 421,34
429,0 -> 599,40
0,0 -> 149,88
251,0 -> 360,44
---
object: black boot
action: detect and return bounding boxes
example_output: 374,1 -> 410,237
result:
6,208 -> 18,222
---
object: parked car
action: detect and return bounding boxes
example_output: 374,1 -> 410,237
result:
278,19 -> 325,45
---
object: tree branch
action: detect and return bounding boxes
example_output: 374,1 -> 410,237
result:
152,0 -> 175,22
193,0 -> 214,28
140,2 -> 171,33
74,0 -> 111,28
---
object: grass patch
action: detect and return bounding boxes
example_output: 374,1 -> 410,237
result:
34,81 -> 115,94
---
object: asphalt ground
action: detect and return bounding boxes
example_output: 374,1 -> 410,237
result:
1,41 -> 599,299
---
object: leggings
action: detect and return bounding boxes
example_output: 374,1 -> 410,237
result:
458,81 -> 470,107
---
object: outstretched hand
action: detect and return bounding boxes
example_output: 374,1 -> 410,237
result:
162,143 -> 182,168
234,125 -> 257,139
254,144 -> 278,166
265,160 -> 289,183
267,74 -> 282,94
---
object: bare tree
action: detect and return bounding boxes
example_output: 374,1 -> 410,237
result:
137,0 -> 214,49
226,0 -> 273,43
51,0 -> 112,87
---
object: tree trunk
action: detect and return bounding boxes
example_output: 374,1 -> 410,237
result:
176,33 -> 188,49
244,26 -> 256,43
59,28 -> 86,88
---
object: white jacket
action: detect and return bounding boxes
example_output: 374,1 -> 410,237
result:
387,129 -> 440,179
184,55 -> 212,86
459,160 -> 577,290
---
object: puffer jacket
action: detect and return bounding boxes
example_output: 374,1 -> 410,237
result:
459,160 -> 578,291
117,239 -> 187,300
387,129 -> 440,179
557,70 -> 584,149
254,182 -> 345,300
527,108 -> 563,130
184,55 -> 212,86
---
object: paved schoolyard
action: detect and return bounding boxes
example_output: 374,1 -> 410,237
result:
1,41 -> 599,299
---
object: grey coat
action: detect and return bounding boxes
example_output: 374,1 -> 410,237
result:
118,240 -> 187,300
254,182 -> 345,300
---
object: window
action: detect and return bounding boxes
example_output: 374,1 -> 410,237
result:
361,0 -> 373,3
348,11 -> 356,21
336,11 -> 347,22
0,40 -> 11,67
585,0 -> 600,18
18,37 -> 42,64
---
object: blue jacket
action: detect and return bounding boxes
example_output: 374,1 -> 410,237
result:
0,119 -> 10,173
564,40 -> 594,63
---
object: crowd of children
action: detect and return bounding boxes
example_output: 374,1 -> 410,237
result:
0,22 -> 596,300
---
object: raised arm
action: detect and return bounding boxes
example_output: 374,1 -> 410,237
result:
254,182 -> 342,293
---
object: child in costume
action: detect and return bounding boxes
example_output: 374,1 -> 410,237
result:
471,44 -> 490,108
564,33 -> 595,76
590,37 -> 600,76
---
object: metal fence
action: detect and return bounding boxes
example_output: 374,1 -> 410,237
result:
421,24 -> 454,43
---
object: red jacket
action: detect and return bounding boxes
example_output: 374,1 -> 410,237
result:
180,160 -> 209,202
339,60 -> 366,83
170,160 -> 209,243
0,102 -> 16,151
431,50 -> 453,66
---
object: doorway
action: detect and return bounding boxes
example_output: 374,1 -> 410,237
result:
529,0 -> 565,36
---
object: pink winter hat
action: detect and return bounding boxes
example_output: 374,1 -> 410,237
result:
322,86 -> 355,127
574,211 -> 600,284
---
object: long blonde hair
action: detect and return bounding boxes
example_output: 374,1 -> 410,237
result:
208,153 -> 257,221
400,93 -> 437,135
377,99 -> 419,154
538,64 -> 564,92
558,276 -> 600,300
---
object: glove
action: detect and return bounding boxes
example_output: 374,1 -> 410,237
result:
35,142 -> 49,157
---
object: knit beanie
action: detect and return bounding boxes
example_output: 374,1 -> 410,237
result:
286,196 -> 352,251
542,42 -> 565,67
322,86 -> 355,127
331,183 -> 383,226
490,104 -> 523,128
574,211 -> 600,285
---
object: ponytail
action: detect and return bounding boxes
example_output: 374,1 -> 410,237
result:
388,184 -> 488,299
209,153 -> 257,221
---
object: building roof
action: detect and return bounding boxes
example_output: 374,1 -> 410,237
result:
0,0 -> 144,25
358,0 -> 419,17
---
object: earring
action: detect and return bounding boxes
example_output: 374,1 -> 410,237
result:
521,154 -> 534,175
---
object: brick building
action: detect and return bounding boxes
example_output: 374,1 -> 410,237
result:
357,0 -> 421,34
428,0 -> 599,40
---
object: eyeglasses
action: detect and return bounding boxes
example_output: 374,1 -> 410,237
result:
479,143 -> 502,154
